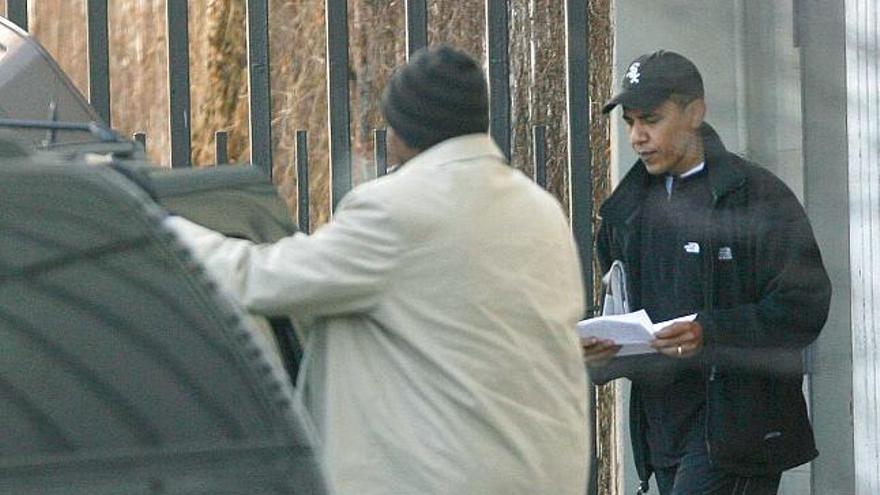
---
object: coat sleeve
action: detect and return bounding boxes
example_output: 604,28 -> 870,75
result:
163,187 -> 402,322
697,179 -> 832,374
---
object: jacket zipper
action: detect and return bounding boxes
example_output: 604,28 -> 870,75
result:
704,190 -> 719,465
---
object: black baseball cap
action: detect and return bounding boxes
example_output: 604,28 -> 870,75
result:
601,50 -> 704,114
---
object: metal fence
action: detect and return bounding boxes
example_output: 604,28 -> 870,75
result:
3,0 -> 597,491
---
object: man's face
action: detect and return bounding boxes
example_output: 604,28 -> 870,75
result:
622,98 -> 705,176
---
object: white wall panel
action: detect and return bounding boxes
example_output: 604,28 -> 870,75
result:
847,0 -> 880,493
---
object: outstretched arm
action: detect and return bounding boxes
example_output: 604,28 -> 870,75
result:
164,187 -> 402,322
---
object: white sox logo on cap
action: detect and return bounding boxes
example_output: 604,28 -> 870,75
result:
626,62 -> 641,85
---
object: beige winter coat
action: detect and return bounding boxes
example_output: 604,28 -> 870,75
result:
165,133 -> 590,495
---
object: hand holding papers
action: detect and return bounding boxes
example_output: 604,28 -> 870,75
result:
577,310 -> 697,356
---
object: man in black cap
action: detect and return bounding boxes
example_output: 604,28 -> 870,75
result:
583,50 -> 831,494
166,44 -> 590,494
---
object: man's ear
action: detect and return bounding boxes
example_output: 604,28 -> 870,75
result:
386,127 -> 421,167
685,98 -> 706,130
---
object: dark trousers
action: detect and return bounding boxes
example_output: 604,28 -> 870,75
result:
652,428 -> 782,495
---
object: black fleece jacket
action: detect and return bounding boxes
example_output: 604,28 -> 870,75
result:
591,123 -> 832,489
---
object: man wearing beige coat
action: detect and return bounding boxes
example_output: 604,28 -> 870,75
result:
165,44 -> 589,494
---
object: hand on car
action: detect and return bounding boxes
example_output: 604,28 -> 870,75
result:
581,337 -> 621,367
651,320 -> 703,359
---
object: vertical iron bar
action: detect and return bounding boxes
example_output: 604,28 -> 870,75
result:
374,128 -> 387,177
296,130 -> 310,234
532,125 -> 547,188
215,131 -> 229,165
166,0 -> 192,168
246,0 -> 273,177
565,0 -> 592,309
565,1 -> 595,494
405,0 -> 427,58
6,0 -> 27,31
42,101 -> 58,147
486,0 -> 510,161
133,132 -> 147,153
86,0 -> 111,125
325,0 -> 352,211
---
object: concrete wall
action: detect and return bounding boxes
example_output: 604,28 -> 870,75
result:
799,1 -> 856,493
740,0 -> 804,200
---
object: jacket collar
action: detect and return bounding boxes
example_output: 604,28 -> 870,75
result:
599,123 -> 747,224
403,133 -> 505,170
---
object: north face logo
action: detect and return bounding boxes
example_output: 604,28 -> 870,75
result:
626,62 -> 641,84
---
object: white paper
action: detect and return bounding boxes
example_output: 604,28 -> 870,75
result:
576,310 -> 697,356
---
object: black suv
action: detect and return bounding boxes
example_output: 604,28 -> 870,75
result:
0,17 -> 326,494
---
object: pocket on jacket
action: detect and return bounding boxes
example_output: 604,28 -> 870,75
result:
708,372 -> 780,464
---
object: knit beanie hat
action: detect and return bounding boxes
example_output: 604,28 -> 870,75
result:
380,44 -> 489,150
